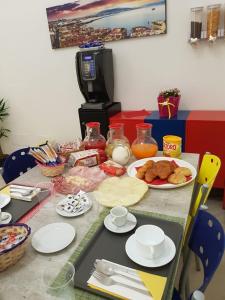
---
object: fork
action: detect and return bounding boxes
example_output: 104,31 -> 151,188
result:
93,271 -> 150,296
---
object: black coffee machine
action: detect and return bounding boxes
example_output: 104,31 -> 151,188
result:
76,48 -> 121,138
76,48 -> 114,109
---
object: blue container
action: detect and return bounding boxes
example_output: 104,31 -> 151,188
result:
144,111 -> 190,151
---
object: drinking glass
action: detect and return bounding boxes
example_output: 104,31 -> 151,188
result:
35,181 -> 57,210
42,261 -> 75,300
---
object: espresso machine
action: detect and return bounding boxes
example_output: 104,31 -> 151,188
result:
76,48 -> 121,138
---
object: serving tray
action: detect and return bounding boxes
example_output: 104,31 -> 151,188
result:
73,212 -> 183,300
1,189 -> 50,223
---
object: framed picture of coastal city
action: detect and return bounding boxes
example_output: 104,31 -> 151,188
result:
46,0 -> 167,49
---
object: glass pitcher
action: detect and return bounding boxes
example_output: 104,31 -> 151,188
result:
131,123 -> 158,159
105,123 -> 130,158
83,122 -> 106,150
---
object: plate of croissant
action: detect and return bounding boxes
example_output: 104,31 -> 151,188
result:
127,157 -> 197,189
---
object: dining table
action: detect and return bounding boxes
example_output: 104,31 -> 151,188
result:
0,152 -> 199,300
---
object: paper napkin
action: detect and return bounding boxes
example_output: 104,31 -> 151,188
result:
0,185 -> 39,202
0,186 -> 10,196
87,259 -> 167,300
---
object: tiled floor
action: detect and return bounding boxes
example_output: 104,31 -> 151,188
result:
179,190 -> 225,300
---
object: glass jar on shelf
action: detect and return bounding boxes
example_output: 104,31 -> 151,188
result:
190,7 -> 204,43
131,123 -> 158,159
83,122 -> 106,150
207,4 -> 221,42
105,123 -> 131,165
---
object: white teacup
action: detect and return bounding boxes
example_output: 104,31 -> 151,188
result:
135,225 -> 165,259
110,206 -> 128,227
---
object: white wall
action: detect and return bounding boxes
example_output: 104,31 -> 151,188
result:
0,0 -> 225,153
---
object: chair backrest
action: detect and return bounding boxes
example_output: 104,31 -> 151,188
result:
189,210 -> 225,292
191,153 -> 221,217
2,147 -> 36,183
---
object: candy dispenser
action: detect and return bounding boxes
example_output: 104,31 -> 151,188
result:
207,4 -> 221,42
190,7 -> 204,43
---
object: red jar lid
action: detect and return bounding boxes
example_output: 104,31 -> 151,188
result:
109,123 -> 124,129
136,123 -> 152,129
86,122 -> 100,128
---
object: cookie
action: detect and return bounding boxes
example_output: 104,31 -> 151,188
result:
168,173 -> 186,184
174,167 -> 192,177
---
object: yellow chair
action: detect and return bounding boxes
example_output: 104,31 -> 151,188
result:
191,153 -> 221,217
184,153 -> 221,242
180,153 -> 221,299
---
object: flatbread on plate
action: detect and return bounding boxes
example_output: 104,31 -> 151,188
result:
94,177 -> 148,207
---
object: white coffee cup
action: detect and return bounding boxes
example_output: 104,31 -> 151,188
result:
110,206 -> 128,227
135,225 -> 165,259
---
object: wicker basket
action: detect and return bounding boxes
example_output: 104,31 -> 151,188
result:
37,162 -> 65,177
0,223 -> 31,272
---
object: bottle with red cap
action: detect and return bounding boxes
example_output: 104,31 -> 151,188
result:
83,122 -> 106,150
131,123 -> 158,159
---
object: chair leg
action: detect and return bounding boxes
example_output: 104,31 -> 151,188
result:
194,254 -> 201,271
185,277 -> 190,300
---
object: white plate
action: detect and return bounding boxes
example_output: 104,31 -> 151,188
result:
56,192 -> 92,217
127,157 -> 197,189
0,194 -> 11,209
104,213 -> 137,234
32,223 -> 76,254
0,212 -> 12,224
125,233 -> 176,268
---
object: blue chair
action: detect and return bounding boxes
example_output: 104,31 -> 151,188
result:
2,147 -> 36,183
174,209 -> 225,300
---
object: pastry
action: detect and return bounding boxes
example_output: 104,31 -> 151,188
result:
136,160 -> 154,179
168,173 -> 187,184
145,167 -> 157,182
174,167 -> 192,177
154,161 -> 173,179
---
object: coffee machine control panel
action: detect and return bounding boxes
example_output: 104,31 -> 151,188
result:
81,54 -> 96,81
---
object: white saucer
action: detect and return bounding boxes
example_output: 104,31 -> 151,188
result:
0,194 -> 11,209
0,212 -> 12,224
56,192 -> 92,218
32,222 -> 76,254
104,213 -> 137,233
125,234 -> 176,267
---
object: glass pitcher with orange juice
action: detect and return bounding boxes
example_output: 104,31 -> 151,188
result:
131,123 -> 158,159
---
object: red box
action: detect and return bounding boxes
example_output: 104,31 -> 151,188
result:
109,110 -> 151,144
157,96 -> 180,119
185,111 -> 225,208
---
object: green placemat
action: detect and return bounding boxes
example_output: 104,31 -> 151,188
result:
53,208 -> 184,300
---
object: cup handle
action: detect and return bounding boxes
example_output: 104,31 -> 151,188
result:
111,216 -> 117,225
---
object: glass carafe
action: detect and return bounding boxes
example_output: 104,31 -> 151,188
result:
83,122 -> 106,150
105,123 -> 131,165
131,123 -> 158,159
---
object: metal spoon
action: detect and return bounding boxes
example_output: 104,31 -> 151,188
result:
94,260 -> 142,284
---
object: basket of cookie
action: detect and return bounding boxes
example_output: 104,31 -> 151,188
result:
0,223 -> 31,271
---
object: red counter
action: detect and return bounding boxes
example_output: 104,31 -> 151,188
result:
109,110 -> 151,144
185,111 -> 225,207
